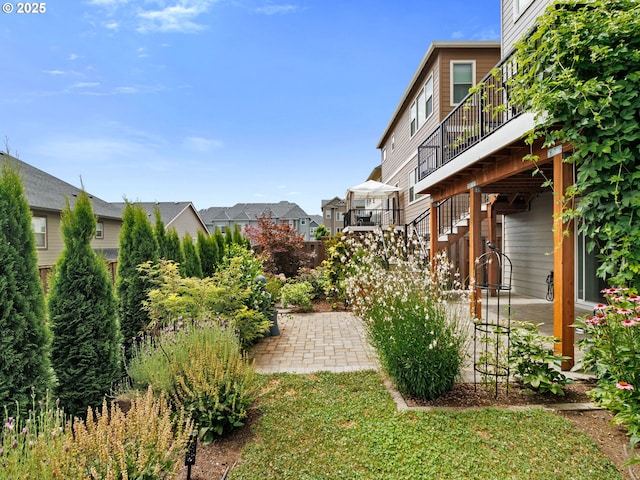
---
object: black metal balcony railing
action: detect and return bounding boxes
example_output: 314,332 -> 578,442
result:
344,208 -> 402,228
418,50 -> 523,182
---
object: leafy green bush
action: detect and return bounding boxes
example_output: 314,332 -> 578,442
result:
509,321 -> 572,395
346,230 -> 468,400
297,267 -> 330,299
280,281 -> 314,312
127,322 -> 257,444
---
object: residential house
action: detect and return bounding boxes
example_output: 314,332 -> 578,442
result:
374,41 -> 501,276
320,197 -> 346,235
113,201 -> 208,239
408,0 -> 602,365
309,215 -> 324,239
199,201 -> 313,241
0,152 -> 123,269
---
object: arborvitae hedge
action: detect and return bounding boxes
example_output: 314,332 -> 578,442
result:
197,230 -> 217,277
116,202 -> 158,359
182,232 -> 203,278
48,191 -> 121,417
0,160 -> 53,412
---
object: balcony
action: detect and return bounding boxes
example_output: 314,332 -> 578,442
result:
343,208 -> 403,229
417,50 -> 524,184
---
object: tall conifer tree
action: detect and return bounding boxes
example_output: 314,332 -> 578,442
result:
116,202 -> 158,359
0,160 -> 52,412
48,191 -> 121,417
182,232 -> 203,278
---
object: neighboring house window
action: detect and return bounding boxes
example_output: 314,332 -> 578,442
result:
325,211 -> 331,219
220,226 -> 226,234
409,167 -> 424,203
382,147 -> 387,162
336,212 -> 343,221
424,75 -> 434,119
451,61 -> 475,104
32,215 -> 47,249
337,227 -> 343,233
95,221 -> 104,239
514,0 -> 533,17
301,219 -> 306,225
391,133 -> 395,151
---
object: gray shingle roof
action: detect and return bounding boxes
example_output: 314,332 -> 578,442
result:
111,201 -> 208,232
199,201 -> 309,223
1,152 -> 122,219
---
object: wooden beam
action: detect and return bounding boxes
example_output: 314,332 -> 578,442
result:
429,200 -> 438,263
469,188 -> 482,318
553,154 -> 575,370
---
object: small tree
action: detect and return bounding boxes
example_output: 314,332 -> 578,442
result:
165,226 -> 184,268
116,202 -> 158,359
49,191 -> 121,417
214,228 -> 226,266
197,230 -> 217,277
314,225 -> 329,240
245,213 -> 311,278
182,232 -> 203,278
0,160 -> 52,412
154,206 -> 168,259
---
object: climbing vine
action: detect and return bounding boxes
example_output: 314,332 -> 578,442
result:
510,0 -> 640,288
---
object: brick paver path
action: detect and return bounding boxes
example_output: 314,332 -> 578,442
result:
249,311 -> 379,374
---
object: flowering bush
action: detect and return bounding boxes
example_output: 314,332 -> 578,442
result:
345,229 -> 469,400
574,287 -> 640,462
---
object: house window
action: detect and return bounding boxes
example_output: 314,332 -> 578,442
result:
410,100 -> 418,136
325,211 -> 331,219
408,167 -> 424,203
95,221 -> 104,239
32,215 -> 47,249
391,133 -> 395,151
451,61 -> 474,104
301,219 -> 306,225
424,75 -> 434,119
336,212 -> 343,221
382,148 -> 387,162
514,0 -> 533,17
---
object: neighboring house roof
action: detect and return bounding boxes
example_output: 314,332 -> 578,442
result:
321,197 -> 346,209
376,40 -> 501,149
310,215 -> 323,227
200,201 -> 310,223
0,152 -> 122,219
112,201 -> 208,233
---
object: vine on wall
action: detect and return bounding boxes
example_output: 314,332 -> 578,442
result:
511,0 -> 640,288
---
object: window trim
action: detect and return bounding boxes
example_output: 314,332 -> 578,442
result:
408,167 -> 424,204
514,0 -> 533,20
450,60 -> 476,106
424,74 -> 434,120
95,221 -> 104,239
32,215 -> 47,249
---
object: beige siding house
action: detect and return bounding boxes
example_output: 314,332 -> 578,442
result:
321,197 -> 346,236
114,202 -> 209,239
1,152 -> 123,268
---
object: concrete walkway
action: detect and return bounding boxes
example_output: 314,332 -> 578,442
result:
249,310 -> 379,374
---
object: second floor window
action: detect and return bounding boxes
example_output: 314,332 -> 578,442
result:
95,221 -> 104,239
451,62 -> 474,104
424,75 -> 434,119
408,167 -> 424,203
325,211 -> 331,219
32,215 -> 47,249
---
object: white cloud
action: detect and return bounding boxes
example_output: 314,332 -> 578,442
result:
255,3 -> 300,15
104,21 -> 120,30
183,136 -> 223,152
451,30 -> 464,39
43,69 -> 66,75
68,53 -> 80,61
136,1 -> 216,34
72,81 -> 100,88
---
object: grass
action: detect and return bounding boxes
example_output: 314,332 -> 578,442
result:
230,370 -> 621,480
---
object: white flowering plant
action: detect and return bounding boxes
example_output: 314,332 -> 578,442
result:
345,229 -> 469,400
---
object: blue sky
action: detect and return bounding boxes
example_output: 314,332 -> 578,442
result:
1,0 -> 499,215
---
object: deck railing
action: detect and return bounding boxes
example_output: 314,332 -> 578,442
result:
344,208 -> 403,228
418,50 -> 523,182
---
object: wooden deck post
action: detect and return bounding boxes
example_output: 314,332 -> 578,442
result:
469,187 -> 482,319
429,199 -> 438,262
553,153 -> 575,370
487,196 -> 498,296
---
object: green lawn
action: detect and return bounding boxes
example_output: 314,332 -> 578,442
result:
230,370 -> 620,480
